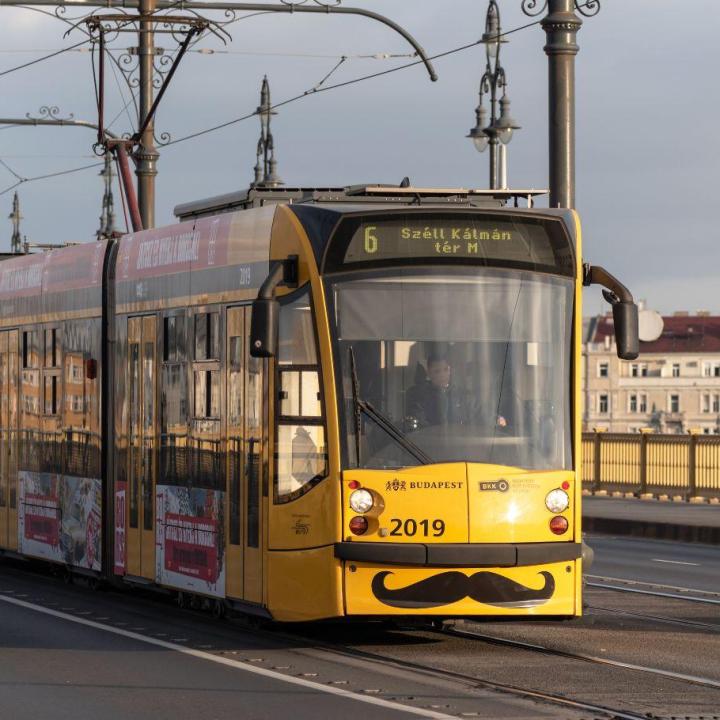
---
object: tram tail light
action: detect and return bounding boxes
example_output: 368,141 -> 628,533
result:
549,516 -> 569,535
349,516 -> 369,535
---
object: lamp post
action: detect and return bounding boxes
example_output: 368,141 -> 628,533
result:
251,76 -> 283,189
467,0 -> 521,190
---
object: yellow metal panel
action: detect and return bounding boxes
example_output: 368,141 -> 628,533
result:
269,479 -> 338,549
267,546 -> 343,622
345,561 -> 577,617
467,466 -> 575,543
571,211 -> 583,536
342,465 -> 468,543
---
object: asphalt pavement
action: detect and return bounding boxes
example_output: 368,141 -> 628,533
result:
586,532 -> 720,592
0,564 -> 573,720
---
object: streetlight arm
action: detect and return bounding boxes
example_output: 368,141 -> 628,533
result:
0,116 -> 118,140
0,0 -> 438,81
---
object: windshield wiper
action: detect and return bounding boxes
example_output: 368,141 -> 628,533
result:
348,346 -> 433,466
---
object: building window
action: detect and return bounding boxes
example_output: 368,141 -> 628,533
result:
630,363 -> 648,378
598,362 -> 609,378
629,394 -> 637,413
672,363 -> 680,378
599,394 -> 609,414
669,394 -> 680,413
639,394 -> 647,413
714,394 -> 720,413
702,394 -> 711,413
702,362 -> 720,377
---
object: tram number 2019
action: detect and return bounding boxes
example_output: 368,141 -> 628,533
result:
389,518 -> 445,537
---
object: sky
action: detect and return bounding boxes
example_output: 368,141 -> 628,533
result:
0,0 -> 718,316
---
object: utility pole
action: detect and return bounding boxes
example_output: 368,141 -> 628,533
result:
9,192 -> 23,253
1,2 -> 436,231
136,0 -> 159,228
521,0 -> 598,209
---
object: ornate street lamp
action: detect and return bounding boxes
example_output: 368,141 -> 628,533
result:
251,75 -> 283,189
467,0 -> 521,189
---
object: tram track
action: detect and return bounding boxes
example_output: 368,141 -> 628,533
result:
290,632 -> 652,720
0,561 -> 668,720
586,574 -> 720,605
444,623 -> 720,691
3,561 -> 720,719
587,603 -> 720,632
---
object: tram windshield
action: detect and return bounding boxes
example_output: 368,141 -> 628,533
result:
328,268 -> 573,471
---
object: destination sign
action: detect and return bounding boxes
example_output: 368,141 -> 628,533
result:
334,215 -> 573,273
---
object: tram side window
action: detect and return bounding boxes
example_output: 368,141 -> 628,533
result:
275,290 -> 328,502
22,330 -> 39,368
43,375 -> 58,415
194,370 -> 220,419
44,328 -> 60,367
195,312 -> 219,361
161,312 -> 188,486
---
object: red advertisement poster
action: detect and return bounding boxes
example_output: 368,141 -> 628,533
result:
164,513 -> 220,583
23,492 -> 60,546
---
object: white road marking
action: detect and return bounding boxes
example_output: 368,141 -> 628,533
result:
0,594 -> 454,720
651,559 -> 699,566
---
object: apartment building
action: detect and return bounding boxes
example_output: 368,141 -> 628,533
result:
583,311 -> 720,434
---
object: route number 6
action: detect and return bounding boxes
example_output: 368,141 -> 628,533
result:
364,226 -> 378,254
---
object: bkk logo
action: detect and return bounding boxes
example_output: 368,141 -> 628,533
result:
478,479 -> 509,492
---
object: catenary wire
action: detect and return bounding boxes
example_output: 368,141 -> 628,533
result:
0,161 -> 103,198
0,38 -> 91,78
163,12 -> 547,148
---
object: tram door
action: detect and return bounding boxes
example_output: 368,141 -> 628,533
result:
127,316 -> 157,579
0,331 -> 18,550
226,307 -> 264,603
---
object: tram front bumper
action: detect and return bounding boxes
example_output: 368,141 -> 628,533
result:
337,542 -> 581,616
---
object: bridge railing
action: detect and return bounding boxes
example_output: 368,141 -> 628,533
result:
581,430 -> 720,499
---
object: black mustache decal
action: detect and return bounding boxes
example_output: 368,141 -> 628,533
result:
372,570 -> 555,609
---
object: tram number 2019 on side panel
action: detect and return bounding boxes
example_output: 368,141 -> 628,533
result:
389,518 -> 445,537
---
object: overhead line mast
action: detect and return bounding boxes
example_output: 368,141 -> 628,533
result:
0,0 -> 437,230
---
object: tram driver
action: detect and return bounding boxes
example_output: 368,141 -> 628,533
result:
405,353 -> 508,431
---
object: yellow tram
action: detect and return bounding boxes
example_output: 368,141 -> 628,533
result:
0,185 -> 638,622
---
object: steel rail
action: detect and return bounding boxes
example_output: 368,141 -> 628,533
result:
446,625 -> 720,690
290,632 -> 650,720
587,575 -> 720,606
587,604 -> 720,632
0,560 -> 649,720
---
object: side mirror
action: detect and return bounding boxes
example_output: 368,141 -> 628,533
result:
250,297 -> 279,357
611,300 -> 639,361
584,264 -> 639,361
249,257 -> 298,358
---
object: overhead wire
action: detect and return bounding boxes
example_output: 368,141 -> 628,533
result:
163,12 -> 546,148
0,161 -> 103,199
0,38 -> 90,78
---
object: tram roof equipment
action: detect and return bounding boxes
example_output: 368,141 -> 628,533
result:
174,185 -> 549,221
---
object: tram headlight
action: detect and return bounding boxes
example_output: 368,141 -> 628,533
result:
349,488 -> 374,514
545,488 -> 569,514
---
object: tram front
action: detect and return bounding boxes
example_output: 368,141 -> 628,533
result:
252,201 -> 637,621
317,207 -> 635,619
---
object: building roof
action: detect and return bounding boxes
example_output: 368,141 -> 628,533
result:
589,313 -> 720,354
